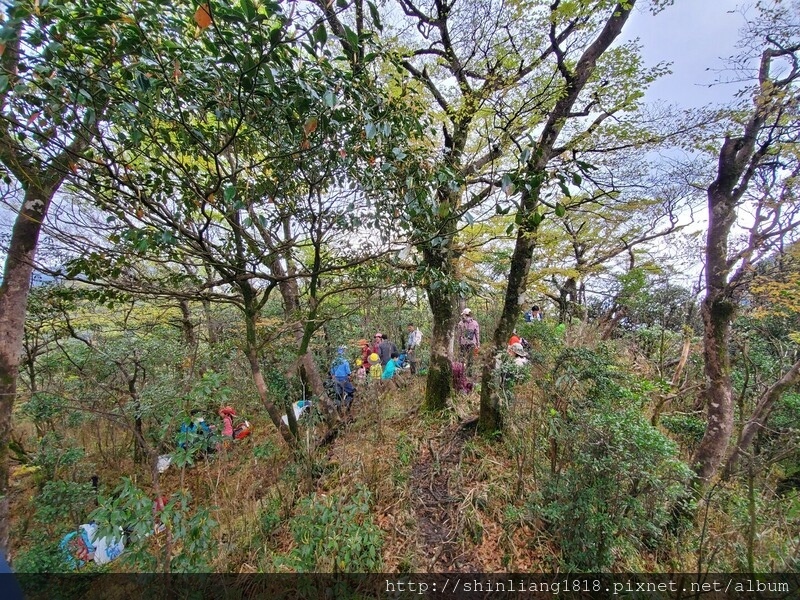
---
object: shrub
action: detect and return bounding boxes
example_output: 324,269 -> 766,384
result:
533,347 -> 693,571
280,486 -> 383,572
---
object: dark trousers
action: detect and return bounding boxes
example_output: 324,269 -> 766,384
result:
407,348 -> 419,374
334,378 -> 355,408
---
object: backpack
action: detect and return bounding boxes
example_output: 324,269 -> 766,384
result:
464,326 -> 476,342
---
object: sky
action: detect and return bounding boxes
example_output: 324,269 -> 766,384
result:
623,0 -> 748,107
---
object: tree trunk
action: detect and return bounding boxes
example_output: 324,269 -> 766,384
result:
201,298 -> 218,345
671,329 -> 693,387
179,300 -> 195,348
0,185 -> 56,558
274,258 -> 339,428
692,182 -> 739,484
239,285 -> 296,447
424,281 -> 456,411
478,206 -> 535,433
723,356 -> 800,477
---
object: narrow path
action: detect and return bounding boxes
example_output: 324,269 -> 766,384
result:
410,422 -> 482,571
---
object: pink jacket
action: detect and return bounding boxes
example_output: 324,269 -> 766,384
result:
457,317 -> 480,347
222,415 -> 234,438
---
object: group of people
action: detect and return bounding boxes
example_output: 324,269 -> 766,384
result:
329,324 -> 424,408
328,304 -> 543,403
451,304 -> 542,393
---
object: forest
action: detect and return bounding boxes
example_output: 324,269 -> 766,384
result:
0,0 -> 799,587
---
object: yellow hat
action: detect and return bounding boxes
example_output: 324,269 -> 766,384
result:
368,353 -> 380,365
355,358 -> 363,366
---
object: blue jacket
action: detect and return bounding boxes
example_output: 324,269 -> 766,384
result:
381,358 -> 398,379
331,356 -> 351,380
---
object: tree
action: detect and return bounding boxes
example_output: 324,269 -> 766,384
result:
0,0 -> 135,558
314,0 -> 671,414
723,242 -> 800,476
477,0 -> 650,433
692,3 -> 800,484
57,0 -> 422,444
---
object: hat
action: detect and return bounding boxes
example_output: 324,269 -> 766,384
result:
374,332 -> 383,338
337,346 -> 346,354
357,338 -> 369,346
461,308 -> 472,316
509,342 -> 528,357
219,406 -> 237,417
355,358 -> 363,366
368,352 -> 380,365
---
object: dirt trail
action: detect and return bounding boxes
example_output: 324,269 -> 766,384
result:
410,422 -> 482,571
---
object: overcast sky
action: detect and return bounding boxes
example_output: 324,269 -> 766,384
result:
624,0 -> 747,107
0,0 -> 755,259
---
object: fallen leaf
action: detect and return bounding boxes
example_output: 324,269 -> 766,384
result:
300,138 -> 311,150
339,149 -> 347,158
194,4 -> 212,29
173,59 -> 182,83
136,207 -> 144,219
27,111 -> 41,126
0,43 -> 5,57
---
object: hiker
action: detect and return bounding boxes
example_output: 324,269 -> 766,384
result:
382,352 -> 400,380
508,330 -> 521,347
218,406 -> 251,443
371,332 -> 383,356
354,358 -> 367,385
378,334 -> 398,367
178,410 -> 214,453
524,305 -> 543,322
493,341 -> 530,392
330,346 -> 355,409
507,342 -> 530,368
456,308 -> 480,376
368,352 -> 382,381
358,338 -> 371,365
60,522 -> 125,568
405,323 -> 422,375
219,406 -> 236,438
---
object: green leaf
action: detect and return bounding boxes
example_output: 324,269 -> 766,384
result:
367,1 -> 383,31
0,75 -> 8,93
501,173 -> 514,196
323,89 -> 336,108
269,24 -> 283,46
314,23 -> 327,46
343,24 -> 358,50
555,202 -> 566,217
223,186 -> 236,202
572,172 -> 582,186
134,73 -> 150,93
365,123 -> 376,140
241,0 -> 257,21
